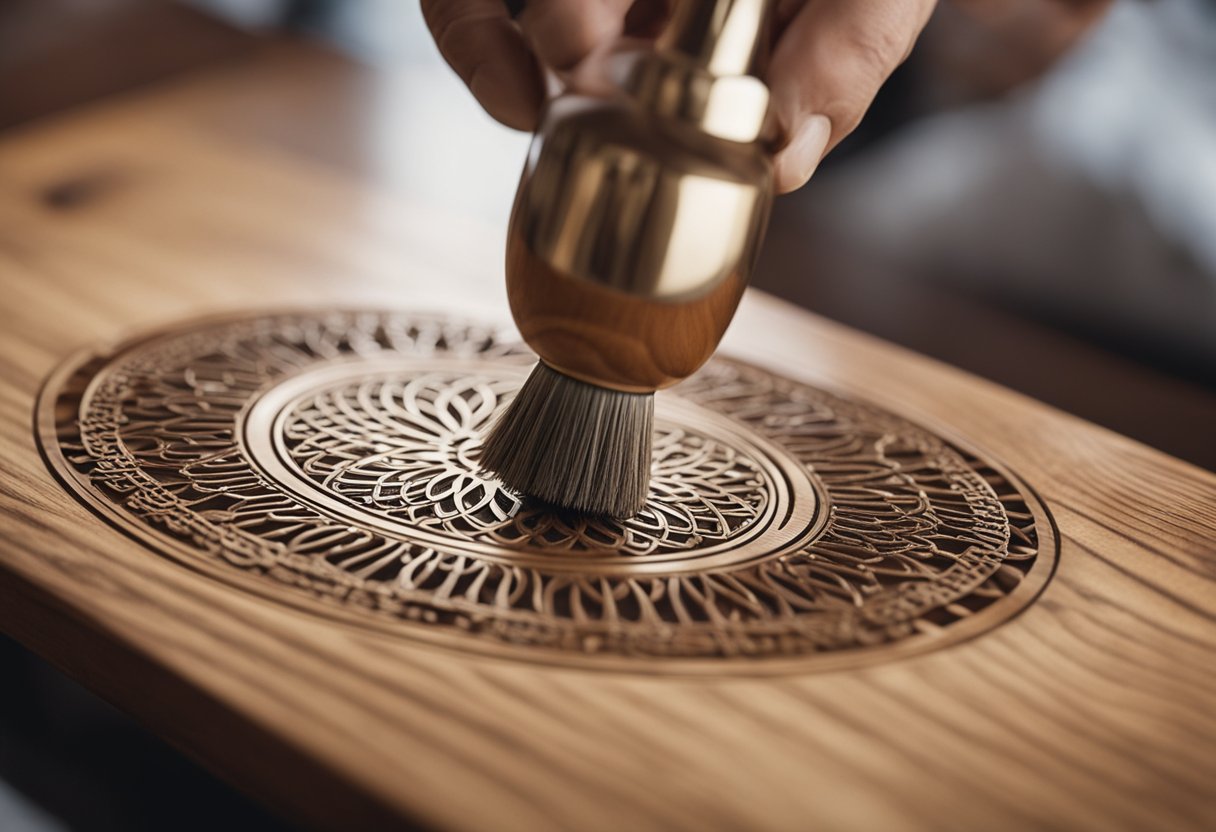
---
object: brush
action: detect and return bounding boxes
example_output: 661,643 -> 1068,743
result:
481,0 -> 776,518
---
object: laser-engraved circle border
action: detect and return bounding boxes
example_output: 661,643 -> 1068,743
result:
34,309 -> 1060,676
240,356 -> 826,574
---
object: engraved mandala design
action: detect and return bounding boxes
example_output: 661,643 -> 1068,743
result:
37,310 -> 1057,672
274,373 -> 770,555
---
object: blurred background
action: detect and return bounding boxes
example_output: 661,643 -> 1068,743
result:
1,0 -> 1213,829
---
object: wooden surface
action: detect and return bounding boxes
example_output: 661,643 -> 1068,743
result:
1,42 -> 1214,831
0,0 -> 250,129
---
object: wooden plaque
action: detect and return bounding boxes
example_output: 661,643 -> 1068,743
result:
0,44 -> 1213,832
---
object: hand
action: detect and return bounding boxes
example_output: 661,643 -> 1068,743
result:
421,0 -> 1099,193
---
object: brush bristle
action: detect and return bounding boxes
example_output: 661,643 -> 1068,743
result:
479,362 -> 653,518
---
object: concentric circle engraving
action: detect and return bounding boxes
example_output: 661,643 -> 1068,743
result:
36,310 -> 1057,673
242,358 -> 823,572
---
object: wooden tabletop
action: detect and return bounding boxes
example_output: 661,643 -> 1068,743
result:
1,43 -> 1213,831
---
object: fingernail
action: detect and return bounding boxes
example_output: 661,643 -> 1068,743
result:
774,114 -> 831,193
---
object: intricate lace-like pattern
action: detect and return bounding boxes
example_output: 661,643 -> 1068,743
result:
280,374 -> 770,555
38,311 -> 1056,670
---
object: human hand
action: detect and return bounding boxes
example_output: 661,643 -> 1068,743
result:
420,1 -> 1099,193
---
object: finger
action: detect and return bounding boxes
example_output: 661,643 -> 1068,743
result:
517,0 -> 633,71
768,0 -> 937,192
422,0 -> 545,130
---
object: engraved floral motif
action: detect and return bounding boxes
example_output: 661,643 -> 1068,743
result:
280,373 -> 769,555
39,311 -> 1054,667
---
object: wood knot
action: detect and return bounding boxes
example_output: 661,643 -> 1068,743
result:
39,169 -> 126,211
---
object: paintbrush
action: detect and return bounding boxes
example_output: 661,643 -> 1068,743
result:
481,0 -> 776,517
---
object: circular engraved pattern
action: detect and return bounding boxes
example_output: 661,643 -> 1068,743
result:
242,358 -> 824,572
36,310 -> 1057,673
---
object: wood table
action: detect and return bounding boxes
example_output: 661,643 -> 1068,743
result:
1,43 -> 1213,831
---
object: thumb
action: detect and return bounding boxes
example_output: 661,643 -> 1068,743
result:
768,0 -> 935,193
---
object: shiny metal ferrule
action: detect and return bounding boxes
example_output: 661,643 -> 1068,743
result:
507,0 -> 776,392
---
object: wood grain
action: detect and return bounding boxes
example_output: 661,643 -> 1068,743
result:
0,42 -> 1214,831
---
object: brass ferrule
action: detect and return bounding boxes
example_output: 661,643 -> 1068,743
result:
506,0 -> 775,392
